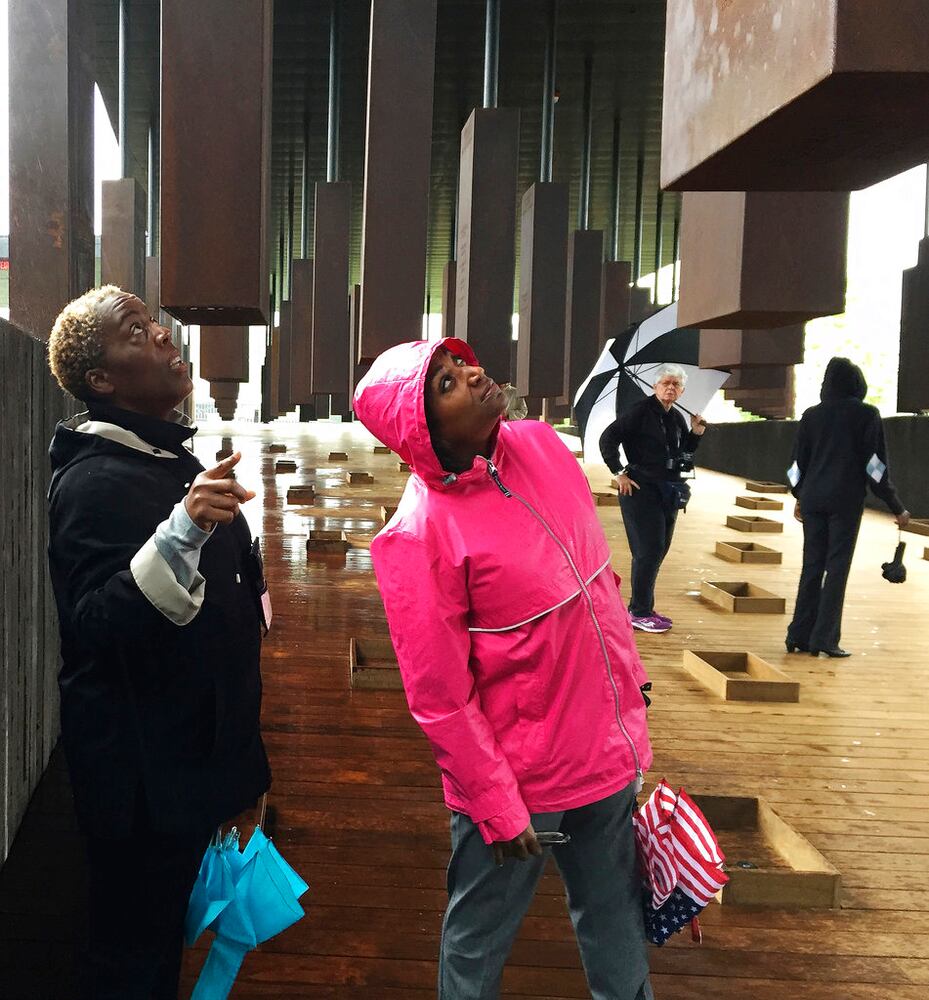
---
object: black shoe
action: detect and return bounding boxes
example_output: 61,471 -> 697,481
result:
810,647 -> 852,658
785,640 -> 808,653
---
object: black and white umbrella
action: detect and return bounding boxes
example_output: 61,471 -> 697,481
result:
572,302 -> 730,465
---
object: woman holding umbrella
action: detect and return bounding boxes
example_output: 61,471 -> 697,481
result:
599,364 -> 706,633
353,339 -> 654,1000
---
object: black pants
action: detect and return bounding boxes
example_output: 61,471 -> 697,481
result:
787,505 -> 863,652
619,483 -> 678,617
82,790 -> 212,1000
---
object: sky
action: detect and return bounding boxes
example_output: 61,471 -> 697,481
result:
1,0 -> 925,419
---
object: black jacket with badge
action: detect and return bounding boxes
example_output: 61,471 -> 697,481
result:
789,357 -> 904,516
47,403 -> 270,838
598,394 -> 701,482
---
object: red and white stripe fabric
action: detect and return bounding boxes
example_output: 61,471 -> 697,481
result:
633,779 -> 728,909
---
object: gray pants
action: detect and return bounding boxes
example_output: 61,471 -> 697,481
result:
438,782 -> 653,1000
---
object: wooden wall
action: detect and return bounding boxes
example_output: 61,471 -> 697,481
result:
0,320 -> 74,864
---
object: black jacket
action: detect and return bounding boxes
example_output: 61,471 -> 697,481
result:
599,394 -> 701,482
47,403 -> 270,837
789,357 -> 904,516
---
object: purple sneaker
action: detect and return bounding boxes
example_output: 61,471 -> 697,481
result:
653,612 -> 673,627
630,615 -> 671,634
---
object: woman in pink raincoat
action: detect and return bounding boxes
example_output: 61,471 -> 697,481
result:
354,338 -> 654,1000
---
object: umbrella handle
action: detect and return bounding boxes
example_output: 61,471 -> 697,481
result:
189,935 -> 250,1000
258,792 -> 268,832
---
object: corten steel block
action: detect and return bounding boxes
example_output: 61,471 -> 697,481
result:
290,259 -> 314,405
275,459 -> 297,474
678,191 -> 849,329
359,0 -> 437,360
515,182 -> 569,398
270,328 -> 281,417
10,0 -> 94,341
455,108 -> 521,384
700,326 -> 805,371
199,327 -> 249,382
312,182 -> 352,393
348,284 -> 370,400
441,260 -> 456,339
145,257 -> 161,321
724,366 -> 793,392
279,301 -> 293,415
599,261 -> 632,351
563,230 -> 604,404
898,237 -> 929,413
629,287 -> 655,325
101,179 -> 146,297
209,381 -> 239,421
662,0 -> 929,192
330,393 -> 351,418
161,0 -> 271,324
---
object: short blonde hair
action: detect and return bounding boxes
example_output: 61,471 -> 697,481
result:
48,285 -> 124,400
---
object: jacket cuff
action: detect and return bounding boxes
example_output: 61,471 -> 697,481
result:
130,535 -> 206,626
476,799 -> 532,845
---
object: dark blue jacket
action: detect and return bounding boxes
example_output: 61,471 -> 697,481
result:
47,403 -> 270,837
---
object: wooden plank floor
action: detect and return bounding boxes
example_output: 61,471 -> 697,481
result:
2,418 -> 928,999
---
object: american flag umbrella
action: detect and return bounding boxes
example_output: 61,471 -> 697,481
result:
633,779 -> 729,946
572,302 -> 730,465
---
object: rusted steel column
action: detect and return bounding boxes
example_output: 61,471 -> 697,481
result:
441,261 -> 456,339
9,0 -> 94,340
290,259 -> 315,405
700,326 -> 805,371
312,182 -> 352,393
515,182 -> 568,398
599,261 -> 631,350
454,108 -> 520,382
278,301 -> 293,415
662,0 -> 929,191
898,237 -> 929,412
678,191 -> 849,329
102,179 -> 146,296
563,229 -> 603,403
359,0 -> 437,359
161,0 -> 272,324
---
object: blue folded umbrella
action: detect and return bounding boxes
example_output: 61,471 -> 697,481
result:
185,824 -> 309,1000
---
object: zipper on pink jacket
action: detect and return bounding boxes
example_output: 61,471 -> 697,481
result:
486,459 -> 643,790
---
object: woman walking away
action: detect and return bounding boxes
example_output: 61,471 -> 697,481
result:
353,339 -> 654,1000
786,356 -> 909,659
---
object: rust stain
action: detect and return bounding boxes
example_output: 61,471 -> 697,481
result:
46,211 -> 64,249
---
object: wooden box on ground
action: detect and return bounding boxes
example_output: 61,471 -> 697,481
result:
306,529 -> 349,555
275,460 -> 297,474
268,443 -> 287,453
348,471 -> 374,485
592,491 -> 619,507
373,445 -> 391,455
349,637 -> 403,690
691,794 -> 840,909
398,462 -> 410,473
700,581 -> 786,614
287,485 -> 316,504
215,448 -> 234,460
683,650 -> 799,702
727,515 -> 783,533
903,518 -> 929,537
735,495 -> 784,511
924,547 -> 929,561
746,480 -> 789,494
715,541 -> 782,565
328,451 -> 349,462
381,505 -> 398,523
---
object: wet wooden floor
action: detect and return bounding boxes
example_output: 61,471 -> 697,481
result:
2,418 -> 928,999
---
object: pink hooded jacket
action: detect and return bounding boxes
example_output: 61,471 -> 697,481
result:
354,338 -> 652,844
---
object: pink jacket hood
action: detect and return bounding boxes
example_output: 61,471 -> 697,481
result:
354,339 -> 652,844
353,337 -> 489,489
